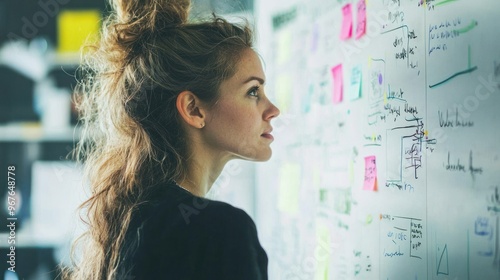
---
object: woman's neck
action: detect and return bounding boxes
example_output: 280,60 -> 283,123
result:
177,150 -> 230,197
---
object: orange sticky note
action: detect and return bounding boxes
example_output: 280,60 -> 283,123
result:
340,4 -> 353,40
331,64 -> 343,104
355,0 -> 367,39
364,156 -> 378,191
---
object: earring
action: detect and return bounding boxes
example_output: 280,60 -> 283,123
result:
200,123 -> 205,128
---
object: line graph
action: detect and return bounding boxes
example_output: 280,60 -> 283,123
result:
429,45 -> 478,88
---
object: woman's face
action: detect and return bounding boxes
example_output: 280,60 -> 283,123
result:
203,48 -> 280,162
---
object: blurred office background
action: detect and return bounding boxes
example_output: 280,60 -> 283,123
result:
0,0 -> 254,279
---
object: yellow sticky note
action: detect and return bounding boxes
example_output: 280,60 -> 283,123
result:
278,162 -> 301,215
277,29 -> 293,64
315,221 -> 331,280
58,10 -> 101,53
275,74 -> 293,113
366,214 -> 373,225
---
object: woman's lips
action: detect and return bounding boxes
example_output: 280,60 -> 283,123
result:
261,133 -> 274,141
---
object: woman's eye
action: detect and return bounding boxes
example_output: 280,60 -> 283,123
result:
248,86 -> 260,97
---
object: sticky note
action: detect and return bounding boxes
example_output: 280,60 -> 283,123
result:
275,74 -> 293,113
366,214 -> 373,225
363,156 -> 378,191
350,65 -> 362,100
333,188 -> 352,214
278,162 -> 301,215
356,0 -> 367,39
277,29 -> 293,64
58,10 -> 101,53
331,64 -> 343,104
315,222 -> 331,280
340,4 -> 353,40
302,84 -> 313,113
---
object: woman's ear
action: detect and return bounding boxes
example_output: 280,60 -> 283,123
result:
176,91 -> 206,129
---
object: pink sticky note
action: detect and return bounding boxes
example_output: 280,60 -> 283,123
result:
331,64 -> 343,104
363,156 -> 378,191
340,4 -> 353,40
356,0 -> 367,39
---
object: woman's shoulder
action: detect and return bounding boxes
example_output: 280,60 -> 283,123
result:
142,182 -> 257,232
124,184 -> 268,280
183,197 -> 256,230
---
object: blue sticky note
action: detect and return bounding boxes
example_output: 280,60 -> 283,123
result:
350,65 -> 362,100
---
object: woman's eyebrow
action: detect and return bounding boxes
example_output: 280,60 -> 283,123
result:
242,76 -> 265,85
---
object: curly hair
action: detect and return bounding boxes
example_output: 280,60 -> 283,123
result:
66,0 -> 253,279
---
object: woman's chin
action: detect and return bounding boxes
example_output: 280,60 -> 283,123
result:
250,149 -> 273,162
235,149 -> 272,162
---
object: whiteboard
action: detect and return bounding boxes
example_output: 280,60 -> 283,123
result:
253,0 -> 500,279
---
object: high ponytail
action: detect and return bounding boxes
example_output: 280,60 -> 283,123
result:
112,0 -> 190,25
66,0 -> 253,279
111,0 -> 191,56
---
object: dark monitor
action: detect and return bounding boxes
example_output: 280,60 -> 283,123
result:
0,66 -> 37,123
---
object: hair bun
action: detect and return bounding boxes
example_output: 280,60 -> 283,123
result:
113,0 -> 191,28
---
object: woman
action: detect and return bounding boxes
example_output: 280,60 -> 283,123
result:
68,0 -> 279,279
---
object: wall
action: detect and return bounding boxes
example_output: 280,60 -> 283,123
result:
253,0 -> 500,279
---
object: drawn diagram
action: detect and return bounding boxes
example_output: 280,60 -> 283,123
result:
380,214 -> 425,260
429,45 -> 478,88
385,98 -> 437,190
486,186 -> 500,269
381,24 -> 420,71
427,14 -> 479,88
367,58 -> 386,126
436,244 -> 450,275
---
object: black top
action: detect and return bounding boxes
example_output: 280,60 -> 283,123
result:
121,181 -> 268,280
